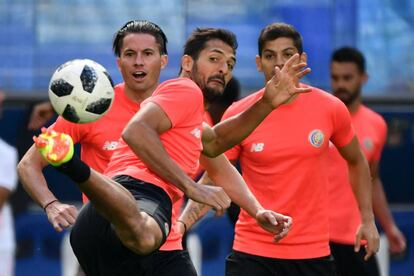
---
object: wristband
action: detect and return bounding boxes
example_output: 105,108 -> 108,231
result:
43,199 -> 58,211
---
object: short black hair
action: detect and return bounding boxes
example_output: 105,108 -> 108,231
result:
183,27 -> 238,60
258,23 -> 303,56
331,47 -> 366,73
112,20 -> 168,57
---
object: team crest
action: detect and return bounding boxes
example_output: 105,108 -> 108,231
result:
308,129 -> 325,148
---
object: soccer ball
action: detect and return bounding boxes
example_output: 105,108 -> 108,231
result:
48,59 -> 115,123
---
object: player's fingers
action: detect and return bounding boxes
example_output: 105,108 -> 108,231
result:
264,212 -> 278,225
354,234 -> 362,252
295,67 -> 312,80
63,212 -> 76,225
292,86 -> 312,95
283,216 -> 293,229
291,61 -> 308,72
52,221 -> 64,232
274,226 -> 290,242
274,230 -> 287,242
282,53 -> 300,72
364,245 -> 375,261
68,206 -> 78,220
213,204 -> 225,217
216,190 -> 231,209
269,66 -> 281,85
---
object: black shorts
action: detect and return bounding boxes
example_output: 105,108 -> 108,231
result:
113,175 -> 173,242
150,250 -> 197,276
70,175 -> 173,276
226,250 -> 336,276
330,242 -> 380,276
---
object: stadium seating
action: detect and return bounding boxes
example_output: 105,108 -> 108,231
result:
14,211 -> 65,276
189,214 -> 234,276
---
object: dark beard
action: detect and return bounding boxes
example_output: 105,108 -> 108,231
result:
202,86 -> 222,104
191,64 -> 225,104
333,88 -> 361,106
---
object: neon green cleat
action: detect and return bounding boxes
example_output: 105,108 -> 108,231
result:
33,127 -> 74,167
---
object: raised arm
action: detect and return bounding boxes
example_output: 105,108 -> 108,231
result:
122,102 -> 230,212
337,136 -> 380,260
202,53 -> 311,157
17,144 -> 77,232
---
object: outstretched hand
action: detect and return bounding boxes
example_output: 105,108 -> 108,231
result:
263,53 -> 311,108
256,210 -> 292,242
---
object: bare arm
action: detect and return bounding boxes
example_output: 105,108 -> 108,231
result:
203,53 -> 311,157
17,145 -> 77,232
370,161 -> 406,254
122,102 -> 230,211
337,136 -> 379,260
180,130 -> 292,240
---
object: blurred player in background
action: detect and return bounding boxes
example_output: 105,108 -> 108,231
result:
328,46 -> 407,276
0,91 -> 18,276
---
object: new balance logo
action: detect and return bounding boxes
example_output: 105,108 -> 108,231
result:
191,128 -> 201,138
250,143 -> 264,152
102,141 -> 118,151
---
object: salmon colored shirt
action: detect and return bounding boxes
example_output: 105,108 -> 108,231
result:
328,105 -> 387,244
222,86 -> 354,259
52,83 -> 139,203
105,78 -> 204,205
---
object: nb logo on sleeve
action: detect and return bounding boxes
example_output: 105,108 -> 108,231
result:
190,128 -> 201,138
102,141 -> 118,151
250,143 -> 264,152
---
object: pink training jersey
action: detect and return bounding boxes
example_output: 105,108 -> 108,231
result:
52,83 -> 139,203
328,105 -> 387,244
222,85 -> 355,259
160,110 -> 214,251
105,78 -> 204,204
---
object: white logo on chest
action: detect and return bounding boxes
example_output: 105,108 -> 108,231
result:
250,143 -> 265,152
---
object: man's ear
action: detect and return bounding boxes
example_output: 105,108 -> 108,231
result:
161,55 -> 168,69
300,52 -> 308,64
181,55 -> 194,73
255,55 -> 263,72
116,58 -> 122,72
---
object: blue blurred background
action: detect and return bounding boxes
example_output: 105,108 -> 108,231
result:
0,0 -> 413,275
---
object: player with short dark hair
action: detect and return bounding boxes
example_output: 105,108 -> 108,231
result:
328,46 -> 406,276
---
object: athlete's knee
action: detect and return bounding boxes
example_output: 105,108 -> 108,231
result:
121,214 -> 163,255
123,230 -> 160,255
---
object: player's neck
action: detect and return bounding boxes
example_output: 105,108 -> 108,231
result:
124,86 -> 155,104
347,99 -> 361,114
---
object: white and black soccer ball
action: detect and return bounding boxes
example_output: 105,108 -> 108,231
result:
48,59 -> 115,123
